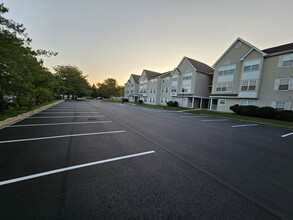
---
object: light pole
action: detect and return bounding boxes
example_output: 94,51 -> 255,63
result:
181,88 -> 184,107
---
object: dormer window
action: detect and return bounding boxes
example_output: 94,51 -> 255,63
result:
243,59 -> 260,72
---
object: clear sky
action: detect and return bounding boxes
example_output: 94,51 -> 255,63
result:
2,0 -> 293,85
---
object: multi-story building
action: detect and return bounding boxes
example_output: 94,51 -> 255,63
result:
170,57 -> 213,108
138,70 -> 161,104
124,74 -> 140,102
210,37 -> 293,112
158,71 -> 172,105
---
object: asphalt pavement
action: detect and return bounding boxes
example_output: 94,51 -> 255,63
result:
0,100 -> 292,219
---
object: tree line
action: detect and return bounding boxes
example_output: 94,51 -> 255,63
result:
0,3 -> 123,112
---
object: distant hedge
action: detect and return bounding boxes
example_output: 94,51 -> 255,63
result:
166,101 -> 179,107
230,104 -> 293,122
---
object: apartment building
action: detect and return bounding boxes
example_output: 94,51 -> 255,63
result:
158,71 -> 172,105
124,74 -> 140,102
138,70 -> 161,104
210,37 -> 293,112
170,57 -> 213,108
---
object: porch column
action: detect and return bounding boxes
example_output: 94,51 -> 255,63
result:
191,97 -> 194,108
200,98 -> 203,109
209,98 -> 213,110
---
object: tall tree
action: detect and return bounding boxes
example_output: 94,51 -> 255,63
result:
53,65 -> 91,99
0,3 -> 57,110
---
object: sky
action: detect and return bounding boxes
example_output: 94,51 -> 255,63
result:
2,0 -> 293,85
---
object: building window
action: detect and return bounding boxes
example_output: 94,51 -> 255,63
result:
171,87 -> 177,92
219,99 -> 226,105
218,64 -> 236,76
241,80 -> 257,91
279,78 -> 289,90
183,72 -> 192,80
243,59 -> 260,72
240,100 -> 256,106
130,90 -> 133,93
160,98 -> 163,103
153,98 -> 155,103
276,102 -> 286,111
216,82 -> 233,92
164,97 -> 168,102
172,77 -> 178,82
282,54 -> 293,67
150,89 -> 152,93
165,87 -> 168,93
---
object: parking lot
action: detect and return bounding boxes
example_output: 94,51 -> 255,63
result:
0,100 -> 292,219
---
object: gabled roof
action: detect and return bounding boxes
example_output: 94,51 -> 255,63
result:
143,69 -> 161,79
160,71 -> 172,78
213,37 -> 266,67
184,57 -> 214,74
262,42 -> 293,55
131,74 -> 140,83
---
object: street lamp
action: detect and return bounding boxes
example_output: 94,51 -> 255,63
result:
181,88 -> 184,107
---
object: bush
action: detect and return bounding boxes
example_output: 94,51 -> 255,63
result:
240,105 -> 260,117
258,107 -> 277,119
166,101 -> 179,107
230,104 -> 241,115
277,110 -> 293,122
138,100 -> 143,104
230,104 -> 259,116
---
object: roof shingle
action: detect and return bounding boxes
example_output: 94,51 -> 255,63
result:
184,57 -> 214,74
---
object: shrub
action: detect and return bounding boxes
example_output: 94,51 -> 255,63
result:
258,106 -> 277,119
166,101 -> 179,107
277,110 -> 293,122
240,105 -> 260,117
138,100 -> 143,104
230,104 -> 241,115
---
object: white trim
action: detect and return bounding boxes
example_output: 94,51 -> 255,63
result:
232,124 -> 258,128
213,37 -> 267,67
9,121 -> 112,128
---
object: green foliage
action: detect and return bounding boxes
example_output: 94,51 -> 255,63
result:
53,65 -> 91,99
239,105 -> 259,117
230,104 -> 241,115
257,107 -> 277,119
0,3 -> 58,111
97,78 -> 123,99
277,110 -> 293,122
166,101 -> 179,107
138,100 -> 143,104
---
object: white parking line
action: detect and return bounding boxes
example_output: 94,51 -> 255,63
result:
232,124 -> 258,128
29,116 -> 105,119
9,121 -> 112,128
39,112 -> 100,114
201,119 -> 228,122
281,132 -> 293,138
0,150 -> 155,186
180,115 -> 207,118
0,130 -> 125,144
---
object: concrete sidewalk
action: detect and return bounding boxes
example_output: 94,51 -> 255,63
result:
0,100 -> 63,129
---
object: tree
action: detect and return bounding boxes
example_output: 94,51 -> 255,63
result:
0,3 -> 57,110
96,78 -> 123,99
90,84 -> 98,98
53,65 -> 91,99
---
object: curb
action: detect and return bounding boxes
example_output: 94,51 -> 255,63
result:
0,100 -> 64,129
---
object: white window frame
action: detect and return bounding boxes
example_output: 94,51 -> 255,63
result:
240,80 -> 257,91
219,99 -> 226,105
218,64 -> 236,76
240,100 -> 256,106
243,59 -> 260,72
216,82 -> 233,92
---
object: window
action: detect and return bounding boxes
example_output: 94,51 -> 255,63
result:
130,90 -> 133,93
183,72 -> 192,80
150,89 -> 152,93
161,88 -> 164,93
279,78 -> 289,90
241,80 -> 257,91
243,59 -> 260,72
171,87 -> 177,92
218,64 -> 236,76
165,87 -> 168,93
160,98 -> 163,103
172,77 -> 178,82
164,97 -> 168,102
240,100 -> 256,106
276,102 -> 286,111
219,99 -> 226,105
153,98 -> 155,103
154,89 -> 155,94
282,54 -> 293,67
216,82 -> 233,92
